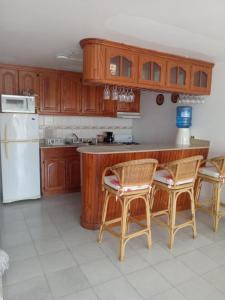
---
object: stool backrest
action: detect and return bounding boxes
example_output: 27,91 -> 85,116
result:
111,159 -> 158,187
209,156 -> 225,175
165,155 -> 203,185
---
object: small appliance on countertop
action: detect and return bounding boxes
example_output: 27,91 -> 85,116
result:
104,131 -> 114,144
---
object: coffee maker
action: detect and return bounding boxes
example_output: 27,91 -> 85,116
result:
104,131 -> 114,144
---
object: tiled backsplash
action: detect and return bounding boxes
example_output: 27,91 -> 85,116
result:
39,116 -> 133,139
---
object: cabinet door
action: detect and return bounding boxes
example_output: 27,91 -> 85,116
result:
98,86 -> 115,117
66,155 -> 80,192
81,85 -> 100,115
190,65 -> 212,94
43,158 -> 66,194
166,61 -> 190,92
0,68 -> 18,94
39,71 -> 60,114
105,48 -> 138,84
116,90 -> 140,113
139,55 -> 166,87
19,70 -> 40,110
60,73 -> 82,114
18,70 -> 40,95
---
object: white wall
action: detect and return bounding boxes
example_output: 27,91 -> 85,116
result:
133,62 -> 225,158
133,91 -> 176,144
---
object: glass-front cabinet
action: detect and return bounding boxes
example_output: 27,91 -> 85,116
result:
166,61 -> 191,92
105,48 -> 138,83
190,65 -> 212,94
139,55 -> 166,87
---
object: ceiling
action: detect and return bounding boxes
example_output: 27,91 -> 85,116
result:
1,0 -> 225,71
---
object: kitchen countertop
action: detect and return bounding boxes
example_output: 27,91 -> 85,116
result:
39,143 -> 89,149
77,140 -> 210,154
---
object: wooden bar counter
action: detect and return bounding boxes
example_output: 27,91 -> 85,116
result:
77,142 -> 209,229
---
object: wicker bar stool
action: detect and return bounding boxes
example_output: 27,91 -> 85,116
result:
152,155 -> 203,249
98,158 -> 158,261
195,156 -> 225,232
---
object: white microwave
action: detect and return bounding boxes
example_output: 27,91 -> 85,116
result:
1,94 -> 36,113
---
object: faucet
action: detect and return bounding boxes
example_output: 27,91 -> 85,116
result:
72,132 -> 79,143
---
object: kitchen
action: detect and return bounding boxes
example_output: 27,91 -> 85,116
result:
1,1 -> 225,299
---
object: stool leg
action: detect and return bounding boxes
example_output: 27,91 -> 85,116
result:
145,194 -> 152,249
168,192 -> 176,249
195,177 -> 202,208
190,187 -> 197,238
126,202 -> 131,233
119,199 -> 128,261
98,190 -> 110,243
213,183 -> 221,232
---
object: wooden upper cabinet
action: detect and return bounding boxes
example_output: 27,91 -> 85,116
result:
60,72 -> 82,114
81,85 -> 100,115
18,71 -> 40,95
0,68 -> 18,94
117,90 -> 140,113
166,61 -> 191,92
81,39 -> 214,95
139,55 -> 166,87
39,71 -> 60,114
105,48 -> 138,83
190,65 -> 212,94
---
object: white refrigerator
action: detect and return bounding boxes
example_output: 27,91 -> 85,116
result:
0,113 -> 40,203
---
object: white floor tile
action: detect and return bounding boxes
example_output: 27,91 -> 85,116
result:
154,259 -> 196,286
80,258 -> 121,286
126,266 -> 171,299
46,266 -> 89,298
70,241 -> 106,265
136,243 -> 173,265
34,236 -> 66,255
4,257 -> 42,286
94,277 -> 143,300
29,224 -> 59,241
39,249 -> 76,273
203,265 -> 225,294
149,288 -> 186,300
5,243 -> 37,262
5,275 -> 53,300
62,227 -> 96,249
198,243 -> 225,265
112,254 -> 150,275
2,193 -> 225,300
177,249 -> 219,275
177,276 -> 225,300
60,288 -> 98,300
0,230 -> 32,248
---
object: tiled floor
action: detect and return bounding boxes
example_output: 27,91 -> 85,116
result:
1,193 -> 225,299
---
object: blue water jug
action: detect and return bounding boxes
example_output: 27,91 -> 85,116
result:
176,106 -> 192,128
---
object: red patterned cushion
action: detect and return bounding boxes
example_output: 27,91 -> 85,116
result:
104,175 -> 150,191
154,170 -> 193,186
199,166 -> 225,179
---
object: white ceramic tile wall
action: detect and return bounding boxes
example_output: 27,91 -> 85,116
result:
39,116 -> 133,139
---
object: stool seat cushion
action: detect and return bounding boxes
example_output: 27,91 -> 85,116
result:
104,175 -> 150,192
154,170 -> 194,186
198,166 -> 225,178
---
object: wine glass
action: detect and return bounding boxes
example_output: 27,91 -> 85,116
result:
103,85 -> 110,100
112,86 -> 118,101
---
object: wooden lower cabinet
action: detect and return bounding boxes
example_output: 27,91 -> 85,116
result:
41,147 -> 80,196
